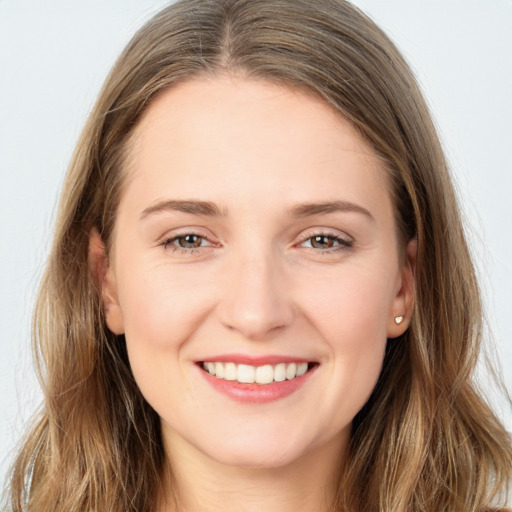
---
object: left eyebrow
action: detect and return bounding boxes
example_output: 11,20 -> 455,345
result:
289,201 -> 374,221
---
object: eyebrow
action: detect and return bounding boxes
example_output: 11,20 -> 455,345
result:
290,200 -> 374,220
140,199 -> 373,221
140,200 -> 226,219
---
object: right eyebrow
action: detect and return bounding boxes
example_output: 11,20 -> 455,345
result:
139,199 -> 227,220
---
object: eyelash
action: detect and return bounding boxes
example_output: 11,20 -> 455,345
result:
159,231 -> 353,255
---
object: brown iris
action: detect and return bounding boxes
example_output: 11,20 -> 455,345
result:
177,234 -> 204,248
310,235 -> 336,249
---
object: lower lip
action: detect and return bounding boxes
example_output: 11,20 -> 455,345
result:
197,364 -> 317,404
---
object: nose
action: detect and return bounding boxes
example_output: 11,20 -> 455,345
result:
216,250 -> 295,340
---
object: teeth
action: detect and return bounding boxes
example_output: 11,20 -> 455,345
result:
215,362 -> 224,378
274,363 -> 286,382
255,364 -> 274,384
237,364 -> 255,383
297,362 -> 308,377
224,362 -> 237,380
286,363 -> 297,380
201,361 -> 312,385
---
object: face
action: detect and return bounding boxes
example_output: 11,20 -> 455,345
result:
96,76 -> 414,469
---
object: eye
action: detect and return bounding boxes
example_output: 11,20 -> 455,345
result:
300,233 -> 353,251
161,233 -> 214,251
174,234 -> 205,248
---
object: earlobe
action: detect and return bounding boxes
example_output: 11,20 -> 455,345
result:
88,228 -> 125,335
387,238 -> 417,339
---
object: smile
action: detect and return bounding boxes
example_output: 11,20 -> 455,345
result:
201,361 -> 312,385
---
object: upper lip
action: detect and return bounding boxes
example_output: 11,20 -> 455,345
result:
198,354 -> 316,366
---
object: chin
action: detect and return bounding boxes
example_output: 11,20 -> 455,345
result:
205,443 -> 307,470
194,423 -> 326,470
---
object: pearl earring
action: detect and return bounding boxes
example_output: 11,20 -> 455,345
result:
394,315 -> 404,325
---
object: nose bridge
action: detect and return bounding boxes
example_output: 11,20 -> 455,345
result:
217,242 -> 294,340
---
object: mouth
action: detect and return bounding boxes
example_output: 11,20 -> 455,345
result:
198,361 -> 319,385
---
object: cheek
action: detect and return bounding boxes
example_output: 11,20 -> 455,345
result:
299,261 -> 395,345
323,287 -> 388,388
114,264 -> 219,401
118,263 -> 215,348
296,264 -> 393,415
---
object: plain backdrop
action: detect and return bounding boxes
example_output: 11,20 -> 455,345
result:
1,0 -> 511,488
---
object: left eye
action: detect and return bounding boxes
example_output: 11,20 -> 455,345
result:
301,234 -> 352,250
163,234 -> 210,249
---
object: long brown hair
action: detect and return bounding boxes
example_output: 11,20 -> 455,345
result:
5,1 -> 511,510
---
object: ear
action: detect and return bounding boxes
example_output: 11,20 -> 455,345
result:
387,238 -> 416,339
88,228 -> 125,335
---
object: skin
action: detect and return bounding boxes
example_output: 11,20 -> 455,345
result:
91,75 -> 415,512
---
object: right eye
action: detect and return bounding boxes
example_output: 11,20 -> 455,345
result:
163,234 -> 209,249
158,231 -> 219,256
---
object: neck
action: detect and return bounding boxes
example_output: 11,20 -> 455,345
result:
157,430 -> 348,512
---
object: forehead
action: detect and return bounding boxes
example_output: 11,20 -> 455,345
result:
131,75 -> 378,160
121,75 -> 392,218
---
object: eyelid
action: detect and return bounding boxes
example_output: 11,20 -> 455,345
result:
297,227 -> 353,242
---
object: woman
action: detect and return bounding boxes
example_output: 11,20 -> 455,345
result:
4,0 -> 511,511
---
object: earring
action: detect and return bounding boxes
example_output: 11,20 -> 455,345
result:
394,315 -> 404,325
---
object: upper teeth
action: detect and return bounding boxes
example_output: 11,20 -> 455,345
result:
202,361 -> 309,385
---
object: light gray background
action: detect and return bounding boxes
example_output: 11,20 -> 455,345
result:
1,0 -> 511,488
